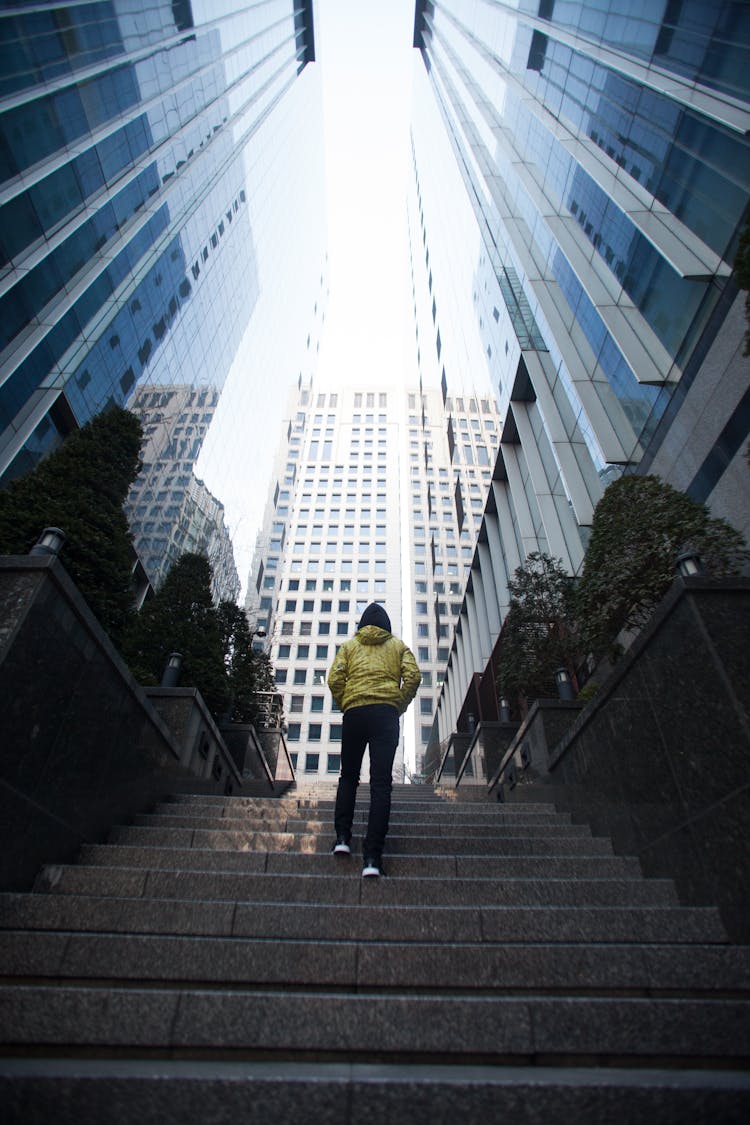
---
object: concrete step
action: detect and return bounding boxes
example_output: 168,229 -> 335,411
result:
159,798 -> 567,822
2,1059 -> 749,1125
106,825 -> 616,856
74,843 -> 646,880
0,894 -> 728,944
1,986 -> 748,1063
153,801 -> 574,825
133,813 -> 594,838
33,865 -> 681,907
3,931 -> 748,992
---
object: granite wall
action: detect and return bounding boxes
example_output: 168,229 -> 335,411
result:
498,577 -> 750,942
456,721 -> 521,787
0,556 -> 223,891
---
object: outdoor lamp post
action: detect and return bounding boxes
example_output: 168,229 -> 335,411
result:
555,667 -> 576,701
676,550 -> 703,577
29,527 -> 66,557
161,652 -> 183,687
499,697 -> 512,723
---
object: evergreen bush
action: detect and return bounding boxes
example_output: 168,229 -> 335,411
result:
0,406 -> 143,645
122,552 -> 230,719
576,474 -> 748,657
496,552 -> 579,715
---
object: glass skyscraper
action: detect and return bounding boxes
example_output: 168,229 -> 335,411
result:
0,0 -> 325,590
410,1 -> 750,753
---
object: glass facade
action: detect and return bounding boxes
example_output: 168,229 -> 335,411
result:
412,0 -> 750,584
0,0 -> 324,593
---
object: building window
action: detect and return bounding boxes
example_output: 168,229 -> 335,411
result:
308,724 -> 322,742
275,669 -> 287,683
306,753 -> 319,771
290,695 -> 304,713
316,644 -> 328,658
312,668 -> 327,685
294,669 -> 306,685
278,645 -> 291,659
310,696 -> 324,712
329,724 -> 342,742
300,621 -> 312,636
319,622 -> 330,635
327,753 -> 341,773
287,723 -> 301,741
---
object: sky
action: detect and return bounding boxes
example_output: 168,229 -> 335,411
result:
196,2 -> 418,590
315,0 -> 418,389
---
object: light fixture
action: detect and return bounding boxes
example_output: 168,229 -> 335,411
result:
29,527 -> 66,557
255,626 -> 267,638
555,667 -> 575,701
161,651 -> 183,687
676,550 -> 703,578
499,696 -> 511,723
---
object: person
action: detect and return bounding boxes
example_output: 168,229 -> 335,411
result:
327,602 -> 421,877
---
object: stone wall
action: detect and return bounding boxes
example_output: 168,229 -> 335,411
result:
0,556 -> 224,891
497,577 -> 750,942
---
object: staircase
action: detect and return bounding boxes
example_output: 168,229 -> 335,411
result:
1,784 -> 749,1121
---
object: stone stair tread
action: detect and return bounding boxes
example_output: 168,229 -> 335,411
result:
3,782 -> 745,1112
134,813 -> 592,837
2,1059 -> 749,1125
156,800 -> 571,823
32,865 -> 681,907
3,931 -> 748,991
107,825 -> 616,856
2,986 -> 749,1061
0,893 -> 728,943
74,843 -> 645,879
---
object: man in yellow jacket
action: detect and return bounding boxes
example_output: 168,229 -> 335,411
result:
327,603 -> 421,877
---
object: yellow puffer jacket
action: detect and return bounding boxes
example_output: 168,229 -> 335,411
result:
327,626 -> 422,715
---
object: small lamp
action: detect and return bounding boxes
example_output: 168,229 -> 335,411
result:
161,651 -> 183,687
255,626 -> 267,638
30,527 -> 66,557
555,666 -> 576,701
499,696 -> 511,723
676,550 -> 703,578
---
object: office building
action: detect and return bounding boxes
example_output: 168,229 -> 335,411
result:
409,1 -> 750,755
0,0 -> 325,591
246,380 -> 501,778
247,382 -> 404,779
404,386 -> 501,772
126,383 -> 239,600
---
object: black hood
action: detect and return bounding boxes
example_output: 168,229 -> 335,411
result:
358,602 -> 391,633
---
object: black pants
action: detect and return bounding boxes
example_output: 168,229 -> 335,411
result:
334,703 -> 400,860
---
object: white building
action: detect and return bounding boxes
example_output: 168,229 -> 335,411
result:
247,380 -> 501,779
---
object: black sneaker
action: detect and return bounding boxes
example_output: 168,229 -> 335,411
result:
362,856 -> 384,877
332,837 -> 351,856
